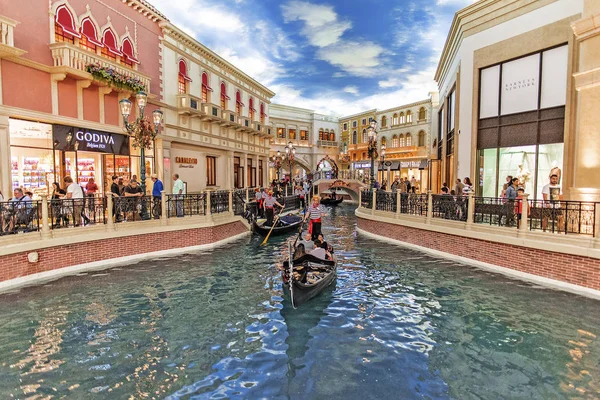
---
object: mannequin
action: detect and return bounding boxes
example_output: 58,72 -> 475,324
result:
549,161 -> 561,185
516,164 -> 531,190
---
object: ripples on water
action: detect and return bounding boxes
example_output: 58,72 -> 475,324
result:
0,204 -> 599,399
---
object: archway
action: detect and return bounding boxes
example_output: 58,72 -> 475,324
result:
315,156 -> 339,179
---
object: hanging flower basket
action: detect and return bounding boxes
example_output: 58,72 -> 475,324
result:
85,63 -> 146,93
131,118 -> 156,150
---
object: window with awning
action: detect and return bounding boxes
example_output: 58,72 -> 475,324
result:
55,5 -> 80,38
121,38 -> 139,64
102,29 -> 122,56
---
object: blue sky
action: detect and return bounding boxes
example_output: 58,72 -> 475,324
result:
150,0 -> 477,116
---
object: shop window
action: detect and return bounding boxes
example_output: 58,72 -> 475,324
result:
201,73 -> 212,103
277,128 -> 285,138
418,131 -> 425,147
381,116 -> 387,127
418,107 -> 426,121
406,111 -> 413,123
206,156 -> 216,186
406,133 -> 412,147
300,130 -> 308,141
249,97 -> 255,120
289,129 -> 297,140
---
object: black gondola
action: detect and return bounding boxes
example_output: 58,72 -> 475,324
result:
252,214 -> 303,236
320,197 -> 343,205
282,251 -> 337,308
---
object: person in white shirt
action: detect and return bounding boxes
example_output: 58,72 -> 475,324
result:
172,174 -> 185,217
541,174 -> 564,231
310,240 -> 331,260
64,176 -> 88,226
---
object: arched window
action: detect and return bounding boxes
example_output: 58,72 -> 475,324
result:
399,112 -> 406,124
235,91 -> 243,114
260,103 -> 266,123
352,153 -> 357,161
101,28 -> 121,61
201,73 -> 212,103
248,97 -> 255,120
79,17 -> 100,52
220,82 -> 230,110
178,59 -> 191,94
418,107 -> 426,121
418,130 -> 425,147
381,137 -> 387,147
55,5 -> 80,44
319,129 -> 324,140
392,113 -> 398,125
352,131 -> 357,145
121,37 -> 139,66
392,135 -> 399,148
406,111 -> 413,123
406,133 -> 412,147
399,134 -> 405,147
329,130 -> 335,141
362,129 -> 368,143
381,116 -> 387,127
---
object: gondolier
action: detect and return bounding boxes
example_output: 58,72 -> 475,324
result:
305,195 -> 325,240
255,188 -> 264,217
264,190 -> 283,226
294,185 -> 306,209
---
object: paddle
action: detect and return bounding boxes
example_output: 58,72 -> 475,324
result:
259,204 -> 285,247
292,217 -> 306,248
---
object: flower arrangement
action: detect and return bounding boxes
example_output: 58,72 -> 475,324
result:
85,63 -> 146,93
131,118 -> 157,150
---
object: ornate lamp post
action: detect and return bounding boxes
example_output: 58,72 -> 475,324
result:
118,91 -> 163,194
271,150 -> 283,181
284,141 -> 296,180
380,144 -> 386,185
367,119 -> 379,190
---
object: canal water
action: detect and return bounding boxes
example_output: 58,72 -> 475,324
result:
0,204 -> 599,399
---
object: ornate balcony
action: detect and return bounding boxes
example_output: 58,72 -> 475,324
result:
317,140 -> 338,147
176,94 -> 205,117
221,110 -> 238,127
201,103 -> 222,122
237,116 -> 251,131
49,42 -> 151,89
0,15 -> 26,59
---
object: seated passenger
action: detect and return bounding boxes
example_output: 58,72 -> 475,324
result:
298,232 -> 314,252
310,240 -> 331,260
316,233 -> 334,254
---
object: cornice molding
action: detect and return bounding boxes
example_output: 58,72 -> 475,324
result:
119,0 -> 169,22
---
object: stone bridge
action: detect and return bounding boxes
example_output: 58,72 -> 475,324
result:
313,178 -> 366,202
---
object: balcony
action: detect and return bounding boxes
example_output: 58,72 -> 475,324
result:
49,42 -> 151,90
0,15 -> 26,59
201,103 -> 222,122
237,116 -> 251,131
176,94 -> 205,117
317,140 -> 338,148
251,121 -> 262,135
221,110 -> 238,127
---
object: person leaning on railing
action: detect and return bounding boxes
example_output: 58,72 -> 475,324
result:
541,174 -> 564,232
123,179 -> 143,221
110,175 -> 123,223
0,188 -> 33,234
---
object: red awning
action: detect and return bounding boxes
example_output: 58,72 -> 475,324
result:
179,60 -> 192,81
56,6 -> 81,38
102,30 -> 122,56
202,74 -> 213,91
121,39 -> 139,64
80,18 -> 102,46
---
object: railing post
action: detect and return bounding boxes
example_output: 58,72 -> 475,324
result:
519,193 -> 529,234
594,202 -> 600,239
245,188 -> 249,204
106,194 -> 114,227
358,189 -> 362,208
466,193 -> 474,229
396,191 -> 401,218
371,190 -> 376,215
41,195 -> 51,239
285,186 -> 289,196
229,190 -> 233,214
206,190 -> 212,216
426,190 -> 433,224
160,190 -> 167,225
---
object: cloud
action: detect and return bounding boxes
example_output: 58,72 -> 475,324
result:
436,0 -> 478,7
317,42 -> 384,77
281,1 -> 351,47
343,86 -> 359,95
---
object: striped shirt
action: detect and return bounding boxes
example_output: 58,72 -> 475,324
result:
255,192 -> 262,201
307,205 -> 322,220
264,196 -> 277,207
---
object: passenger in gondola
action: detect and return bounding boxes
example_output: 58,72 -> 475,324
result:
316,233 -> 334,254
304,195 -> 325,240
264,190 -> 284,226
296,231 -> 314,256
310,240 -> 331,260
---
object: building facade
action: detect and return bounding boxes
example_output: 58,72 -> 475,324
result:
435,0 -> 600,200
0,0 -> 165,197
269,104 -> 338,182
158,23 -> 274,193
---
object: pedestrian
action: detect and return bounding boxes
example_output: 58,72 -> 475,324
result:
151,174 -> 163,219
462,177 -> 474,195
110,175 -> 123,222
172,173 -> 185,217
454,178 -> 464,196
64,176 -> 89,226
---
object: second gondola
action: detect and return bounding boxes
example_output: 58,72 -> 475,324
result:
253,214 -> 303,236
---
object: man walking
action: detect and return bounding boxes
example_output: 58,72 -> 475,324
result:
64,176 -> 89,226
151,174 -> 163,219
172,174 -> 185,217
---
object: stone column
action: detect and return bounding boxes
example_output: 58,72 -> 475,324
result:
161,190 -> 167,225
227,151 -> 235,190
106,194 -> 114,230
426,190 -> 433,223
396,191 -> 401,218
229,189 -> 233,215
242,153 -> 248,188
371,190 -> 376,215
519,193 -> 530,234
206,190 -> 212,216
0,115 -> 11,197
41,194 -> 51,239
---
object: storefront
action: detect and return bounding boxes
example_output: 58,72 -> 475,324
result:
9,118 -> 153,196
378,160 -> 428,191
170,143 -> 228,193
477,45 -> 567,200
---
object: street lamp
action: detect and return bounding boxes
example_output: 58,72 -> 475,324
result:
272,151 -> 283,181
119,91 -> 163,194
380,144 -> 386,185
284,141 -> 296,180
367,119 -> 379,190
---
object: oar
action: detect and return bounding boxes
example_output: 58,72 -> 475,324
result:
292,217 -> 306,248
259,204 -> 285,247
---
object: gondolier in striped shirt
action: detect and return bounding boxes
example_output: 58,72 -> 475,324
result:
304,195 -> 326,240
264,190 -> 284,226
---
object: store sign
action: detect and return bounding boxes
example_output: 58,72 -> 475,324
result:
353,162 -> 371,169
53,124 -> 129,155
501,54 -> 539,116
176,157 -> 197,168
399,161 -> 422,168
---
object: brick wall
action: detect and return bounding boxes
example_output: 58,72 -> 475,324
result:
0,221 -> 247,283
357,217 -> 600,291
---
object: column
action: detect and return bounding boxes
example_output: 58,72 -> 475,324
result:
426,191 -> 433,223
371,190 -> 376,215
242,153 -> 248,188
519,193 -> 529,234
227,151 -> 235,190
255,153 -> 260,188
0,115 -> 11,197
41,195 -> 51,239
466,192 -> 474,229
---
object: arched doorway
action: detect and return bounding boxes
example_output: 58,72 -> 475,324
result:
315,156 -> 339,180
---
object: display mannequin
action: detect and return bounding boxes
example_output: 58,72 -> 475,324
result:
549,161 -> 561,185
516,164 -> 531,190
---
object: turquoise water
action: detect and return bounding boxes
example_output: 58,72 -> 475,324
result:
0,204 -> 599,399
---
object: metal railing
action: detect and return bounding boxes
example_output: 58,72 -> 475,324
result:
402,193 -> 428,216
0,200 -> 42,235
210,191 -> 230,214
361,190 -> 373,209
166,194 -> 206,217
528,200 -> 596,236
473,197 -> 518,227
376,191 -> 396,212
432,195 -> 468,222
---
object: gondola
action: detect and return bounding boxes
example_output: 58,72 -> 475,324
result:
320,197 -> 343,206
282,246 -> 337,308
252,214 -> 303,236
